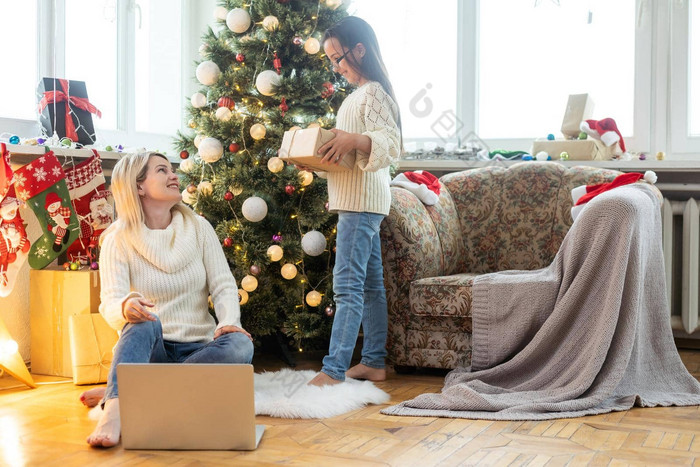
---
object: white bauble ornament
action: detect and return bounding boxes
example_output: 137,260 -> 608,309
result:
262,15 -> 279,31
267,157 -> 284,173
535,151 -> 549,161
238,288 -> 249,305
281,263 -> 298,280
214,6 -> 228,20
306,290 -> 322,307
195,60 -> 221,86
215,106 -> 232,121
198,44 -> 208,57
250,123 -> 266,140
267,245 -> 283,262
226,8 -> 251,33
241,274 -> 258,292
304,37 -> 320,54
179,158 -> 195,172
182,188 -> 196,205
301,230 -> 327,256
194,134 -> 204,148
191,92 -> 207,108
299,170 -> 313,186
199,137 -> 224,163
255,70 -> 281,96
198,181 -> 213,195
242,196 -> 268,222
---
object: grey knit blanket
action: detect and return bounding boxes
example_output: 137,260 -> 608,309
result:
382,184 -> 700,420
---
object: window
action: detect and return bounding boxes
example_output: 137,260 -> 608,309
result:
347,0 -> 459,141
0,2 -> 38,120
689,0 -> 699,136
671,0 -> 700,154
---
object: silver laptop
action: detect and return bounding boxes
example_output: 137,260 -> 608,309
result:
117,363 -> 265,450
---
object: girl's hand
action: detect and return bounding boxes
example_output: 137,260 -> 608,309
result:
318,129 -> 357,165
122,297 -> 156,323
214,325 -> 253,341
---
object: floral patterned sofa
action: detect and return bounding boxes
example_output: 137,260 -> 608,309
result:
380,162 -> 622,371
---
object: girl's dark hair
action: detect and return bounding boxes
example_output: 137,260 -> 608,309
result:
323,16 -> 402,136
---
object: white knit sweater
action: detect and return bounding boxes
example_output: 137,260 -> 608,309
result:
99,210 -> 241,342
323,81 -> 401,215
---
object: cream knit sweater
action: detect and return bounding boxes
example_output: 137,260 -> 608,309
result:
323,81 -> 401,216
99,210 -> 241,342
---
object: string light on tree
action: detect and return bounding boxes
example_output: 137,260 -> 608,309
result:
267,157 -> 284,173
267,245 -> 283,262
299,170 -> 313,186
226,8 -> 251,33
304,37 -> 320,54
241,274 -> 258,292
250,123 -> 266,140
306,290 -> 322,307
280,263 -> 298,280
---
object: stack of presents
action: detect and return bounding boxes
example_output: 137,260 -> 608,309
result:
2,78 -> 117,386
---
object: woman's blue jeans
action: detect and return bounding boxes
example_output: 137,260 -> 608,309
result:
103,317 -> 254,401
321,211 -> 388,381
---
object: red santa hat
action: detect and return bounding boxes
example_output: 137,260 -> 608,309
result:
45,191 -> 62,210
390,170 -> 441,205
579,118 -> 626,153
571,170 -> 657,220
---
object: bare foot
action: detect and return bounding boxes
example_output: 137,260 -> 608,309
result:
307,372 -> 343,387
346,363 -> 386,381
80,386 -> 106,408
86,398 -> 121,448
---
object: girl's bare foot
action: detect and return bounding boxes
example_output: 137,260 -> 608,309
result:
80,386 -> 106,407
86,398 -> 121,448
346,363 -> 386,381
307,371 -> 343,387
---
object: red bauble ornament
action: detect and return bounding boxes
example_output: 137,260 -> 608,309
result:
321,82 -> 335,99
217,96 -> 235,110
179,150 -> 190,160
293,36 -> 303,45
229,143 -> 240,153
236,53 -> 245,63
223,237 -> 233,247
279,97 -> 288,117
273,52 -> 282,74
325,306 -> 335,317
224,191 -> 234,201
285,185 -> 295,195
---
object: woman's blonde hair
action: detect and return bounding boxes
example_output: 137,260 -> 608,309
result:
102,151 -> 194,241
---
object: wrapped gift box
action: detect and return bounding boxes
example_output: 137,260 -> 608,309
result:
69,313 -> 118,385
37,78 -> 101,145
30,267 -> 101,377
561,93 -> 594,138
279,127 -> 355,172
530,138 -> 620,161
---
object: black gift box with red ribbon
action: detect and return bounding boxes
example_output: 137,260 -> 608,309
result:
37,78 -> 101,146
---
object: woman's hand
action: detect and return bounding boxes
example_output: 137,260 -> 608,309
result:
215,325 -> 253,341
122,297 -> 156,323
318,129 -> 358,165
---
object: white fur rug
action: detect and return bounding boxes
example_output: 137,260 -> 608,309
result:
89,369 -> 390,421
254,369 -> 390,419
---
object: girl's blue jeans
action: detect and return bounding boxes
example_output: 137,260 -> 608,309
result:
321,211 -> 388,381
103,317 -> 254,401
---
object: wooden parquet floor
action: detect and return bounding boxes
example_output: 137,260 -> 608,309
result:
0,349 -> 699,466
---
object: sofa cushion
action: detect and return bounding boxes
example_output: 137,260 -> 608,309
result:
409,273 -> 479,318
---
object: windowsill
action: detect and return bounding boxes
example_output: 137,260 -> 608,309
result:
398,158 -> 700,172
6,143 -> 124,176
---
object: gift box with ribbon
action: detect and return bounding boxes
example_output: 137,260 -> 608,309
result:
68,313 -> 119,385
37,78 -> 102,146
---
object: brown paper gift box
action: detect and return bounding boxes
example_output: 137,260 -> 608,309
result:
561,93 -> 594,138
279,127 -> 355,172
530,138 -> 619,161
30,268 -> 101,377
68,313 -> 118,385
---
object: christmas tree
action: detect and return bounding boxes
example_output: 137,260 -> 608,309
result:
175,0 -> 349,352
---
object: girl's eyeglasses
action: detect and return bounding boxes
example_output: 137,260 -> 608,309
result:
332,45 -> 357,68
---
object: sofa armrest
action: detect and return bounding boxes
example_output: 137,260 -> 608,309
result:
380,187 -> 445,365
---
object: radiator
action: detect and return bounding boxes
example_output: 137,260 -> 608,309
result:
662,198 -> 700,336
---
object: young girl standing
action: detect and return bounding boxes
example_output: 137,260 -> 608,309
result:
307,16 -> 401,386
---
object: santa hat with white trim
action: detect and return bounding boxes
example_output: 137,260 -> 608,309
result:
579,118 -> 626,153
570,171 -> 657,221
391,170 -> 441,205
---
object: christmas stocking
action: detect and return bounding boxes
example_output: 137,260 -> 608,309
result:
64,150 -> 114,264
14,152 -> 80,269
0,143 -> 31,296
